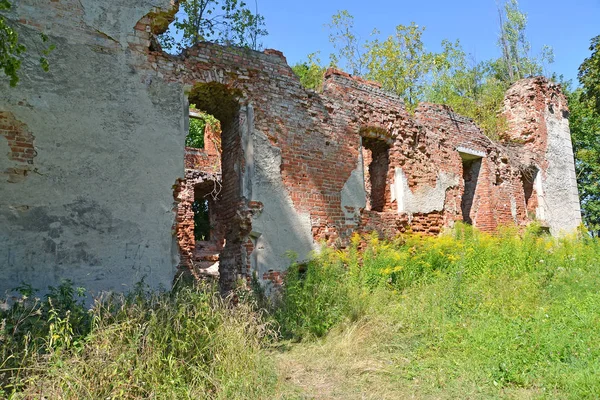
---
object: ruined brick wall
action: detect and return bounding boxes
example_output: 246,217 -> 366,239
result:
176,117 -> 222,273
0,2 -> 580,295
414,104 -> 529,232
151,42 -> 574,289
502,78 -> 582,234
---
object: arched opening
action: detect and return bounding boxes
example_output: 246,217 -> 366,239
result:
175,81 -> 245,287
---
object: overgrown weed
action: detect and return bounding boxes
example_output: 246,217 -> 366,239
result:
1,281 -> 279,399
3,224 -> 600,398
274,224 -> 600,398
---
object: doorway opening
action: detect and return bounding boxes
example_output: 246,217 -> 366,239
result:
461,156 -> 482,224
180,82 -> 244,288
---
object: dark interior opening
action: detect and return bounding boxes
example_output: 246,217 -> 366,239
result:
193,181 -> 215,241
363,137 -> 390,212
521,167 -> 538,206
461,157 -> 482,224
521,166 -> 539,217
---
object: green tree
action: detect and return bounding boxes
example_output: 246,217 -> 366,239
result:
186,108 -> 220,149
303,4 -> 551,137
563,83 -> 600,236
426,41 -> 507,137
159,0 -> 267,51
495,0 -> 553,83
428,0 -> 553,137
579,35 -> 600,114
292,52 -> 325,91
326,10 -> 364,76
566,34 -> 600,236
363,23 -> 437,107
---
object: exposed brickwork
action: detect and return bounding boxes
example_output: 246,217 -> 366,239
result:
502,77 -> 569,168
0,2 -> 579,294
0,112 -> 36,183
175,112 -> 226,277
150,40 -> 576,286
174,169 -> 222,277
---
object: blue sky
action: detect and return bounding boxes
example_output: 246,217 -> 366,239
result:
250,0 -> 600,84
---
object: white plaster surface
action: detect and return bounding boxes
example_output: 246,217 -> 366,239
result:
0,1 -> 184,295
341,153 -> 367,225
250,131 -> 317,287
541,109 -> 582,235
80,0 -> 170,46
392,167 -> 459,214
534,171 -> 546,221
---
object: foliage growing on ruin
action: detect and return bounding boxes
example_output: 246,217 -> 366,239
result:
291,52 -> 325,92
158,0 -> 268,51
295,1 -> 552,138
0,0 -> 55,86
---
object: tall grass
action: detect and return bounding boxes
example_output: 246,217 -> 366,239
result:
274,224 -> 600,398
1,282 -> 279,399
3,224 -> 600,398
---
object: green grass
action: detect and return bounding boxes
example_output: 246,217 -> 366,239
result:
2,224 -> 600,399
273,224 -> 600,399
1,282 -> 280,399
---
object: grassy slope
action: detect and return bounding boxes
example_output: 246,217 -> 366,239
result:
2,225 -> 599,399
273,226 -> 600,399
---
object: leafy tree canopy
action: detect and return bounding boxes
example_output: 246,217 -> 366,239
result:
579,35 -> 600,115
293,1 -> 553,136
159,0 -> 267,51
563,35 -> 600,236
561,81 -> 600,236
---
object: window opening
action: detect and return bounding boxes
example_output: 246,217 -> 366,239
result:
521,166 -> 539,219
363,137 -> 390,212
187,108 -> 220,149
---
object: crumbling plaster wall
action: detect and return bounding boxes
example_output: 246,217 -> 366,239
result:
156,43 -> 554,287
503,78 -> 582,235
0,2 -> 581,294
0,0 -> 185,295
